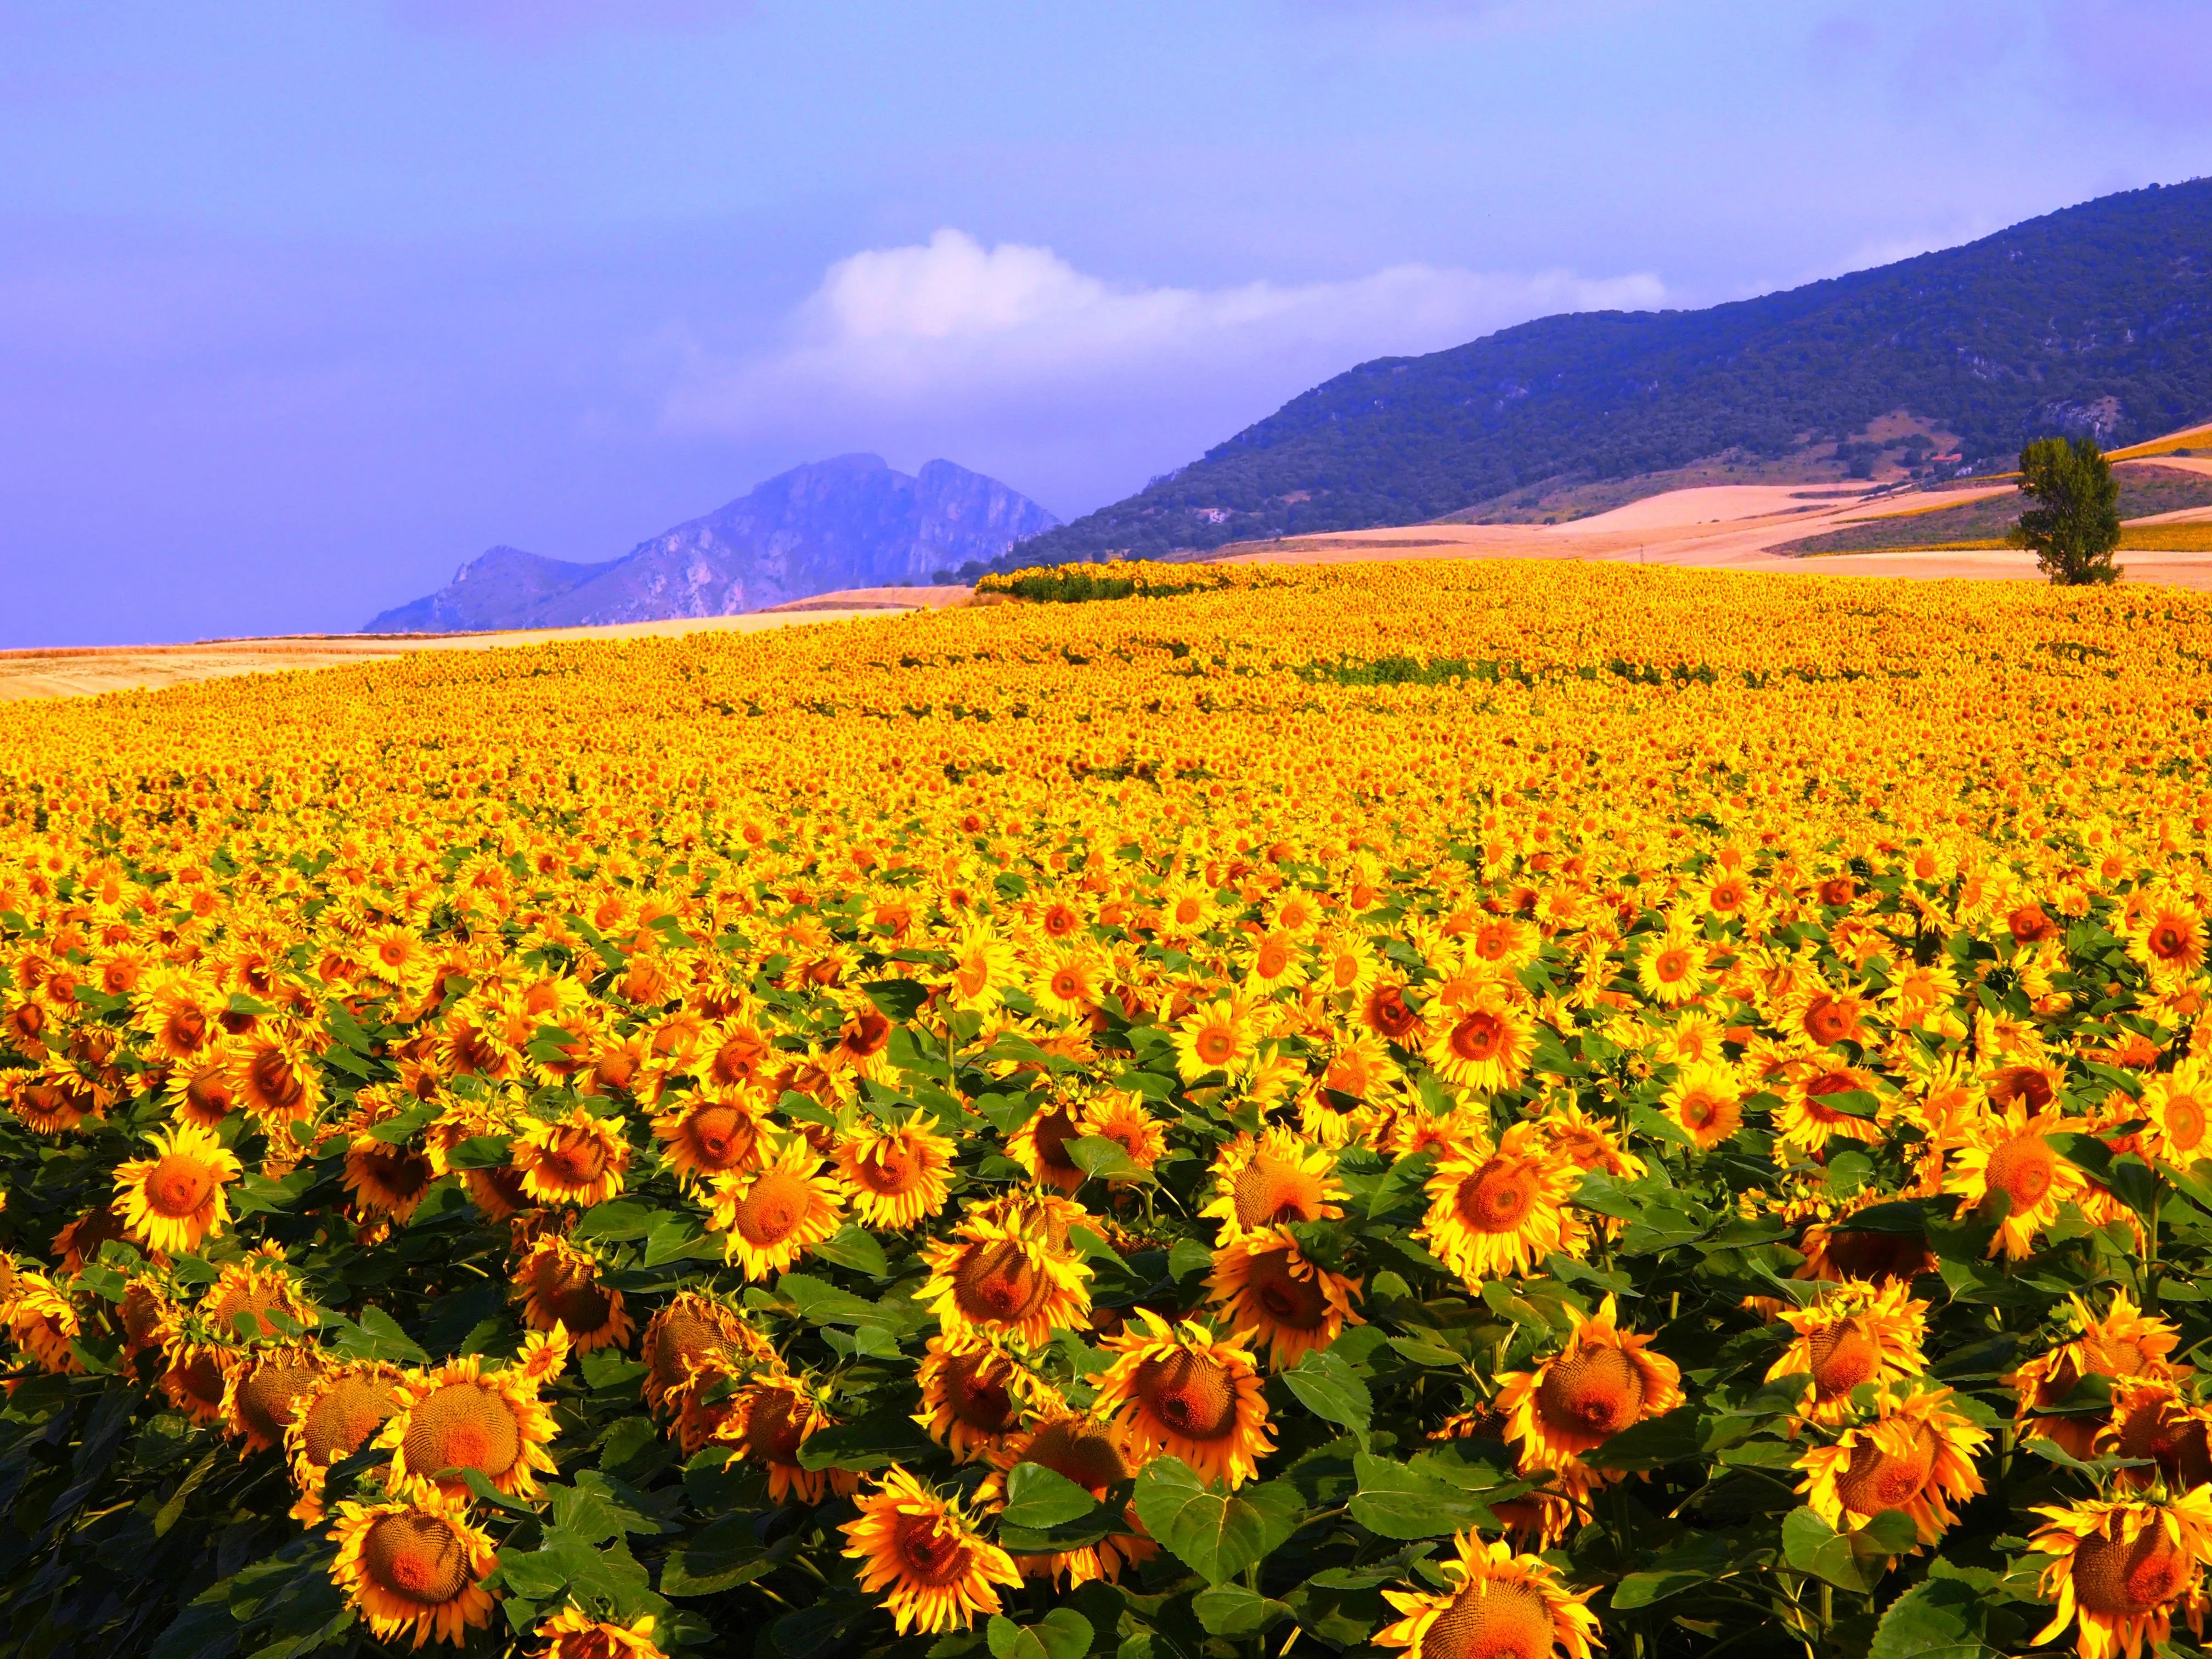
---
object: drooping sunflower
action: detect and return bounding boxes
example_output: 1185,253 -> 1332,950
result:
2029,1491 -> 2212,1659
342,1132 -> 438,1223
1764,1278 -> 1928,1426
227,1024 -> 323,1130
1663,1061 -> 1744,1150
1793,1197 -> 1937,1289
511,1108 -> 631,1208
1494,1295 -> 1684,1490
2100,1379 -> 2212,1492
202,1251 -> 316,1342
913,1333 -> 1052,1463
376,1353 -> 561,1502
717,1373 -> 851,1503
1171,997 -> 1258,1082
1205,1226 -> 1364,1368
1945,1102 -> 2091,1259
1093,1310 -> 1274,1488
112,1121 -> 240,1255
650,1091 -> 770,1189
840,1467 -> 1023,1636
919,1209 -> 1092,1346
1419,1122 -> 1585,1285
1796,1386 -> 1989,1547
1198,1128 -> 1346,1242
166,1059 -> 241,1130
639,1291 -> 776,1418
134,973 -> 225,1065
707,1136 -> 846,1279
975,1410 -> 1158,1585
285,1361 -> 405,1523
2012,1290 -> 2186,1458
157,1331 -> 231,1422
531,1608 -> 669,1659
4,1268 -> 83,1374
1077,1092 -> 1167,1183
223,1343 -> 327,1454
2141,1060 -> 2212,1167
1423,995 -> 1535,1097
1373,1531 -> 1600,1659
512,1234 -> 633,1352
328,1480 -> 499,1650
837,1116 -> 956,1232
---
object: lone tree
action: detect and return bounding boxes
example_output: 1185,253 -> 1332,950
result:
2008,435 -> 2123,584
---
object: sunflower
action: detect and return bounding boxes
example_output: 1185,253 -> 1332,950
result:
227,1024 -> 322,1129
639,1292 -> 776,1418
2141,1060 -> 2212,1167
975,1411 -> 1158,1585
1764,1279 -> 1928,1427
1494,1295 -> 1684,1490
1093,1311 -> 1274,1488
2100,1379 -> 2212,1492
166,1060 -> 240,1130
2013,1290 -> 2186,1458
2029,1491 -> 2212,1659
1170,996 -> 1259,1083
834,1118 -> 956,1229
1031,944 -> 1104,1024
511,1108 -> 631,1208
718,1373 -> 850,1503
1793,1198 -> 1937,1289
1532,1103 -> 1646,1183
919,1211 -> 1092,1346
4,1268 -> 83,1374
1005,1100 -> 1090,1195
913,1334 -> 1051,1463
1777,984 -> 1875,1053
1419,1122 -> 1585,1285
532,1608 -> 669,1659
1795,1386 -> 1988,1547
376,1353 -> 560,1502
707,1136 -> 846,1279
223,1344 -> 326,1454
1664,1061 -> 1743,1149
134,973 -> 225,1065
1373,1531 -> 1600,1659
840,1468 -> 1022,1635
1945,1102 -> 2091,1259
1774,1064 -> 1887,1156
1198,1129 -> 1346,1242
2129,893 -> 2207,982
202,1252 -> 315,1342
52,1200 -> 131,1273
1634,929 -> 1711,1007
1077,1093 -> 1167,1183
328,1481 -> 499,1650
1205,1226 -> 1364,1368
512,1235 -> 633,1352
285,1361 -> 404,1522
650,1091 -> 770,1189
342,1133 -> 438,1223
1316,933 -> 1380,1001
1423,996 -> 1535,1096
946,928 -> 1020,1015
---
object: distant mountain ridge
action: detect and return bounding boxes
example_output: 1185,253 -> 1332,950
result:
368,454 -> 1057,633
1013,179 -> 2212,565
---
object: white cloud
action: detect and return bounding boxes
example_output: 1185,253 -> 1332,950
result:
661,229 -> 1663,512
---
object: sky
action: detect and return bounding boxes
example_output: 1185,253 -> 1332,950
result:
3,0 -> 2211,647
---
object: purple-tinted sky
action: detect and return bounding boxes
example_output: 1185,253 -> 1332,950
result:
3,0 -> 2210,646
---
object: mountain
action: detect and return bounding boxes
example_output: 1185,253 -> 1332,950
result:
1014,179 -> 2212,565
366,455 -> 1057,633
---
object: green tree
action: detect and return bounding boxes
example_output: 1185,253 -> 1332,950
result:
2009,435 -> 2123,584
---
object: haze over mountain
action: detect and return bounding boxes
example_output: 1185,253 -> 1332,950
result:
368,455 -> 1056,633
1015,180 -> 2212,565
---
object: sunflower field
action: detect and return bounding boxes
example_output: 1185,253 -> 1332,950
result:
7,560 -> 2212,1659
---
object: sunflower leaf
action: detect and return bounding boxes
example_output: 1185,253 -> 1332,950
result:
864,979 -> 932,1022
1000,1463 -> 1101,1530
1068,1136 -> 1154,1184
1133,1459 -> 1304,1585
1347,1454 -> 1491,1539
809,1224 -> 891,1279
988,1610 -> 1093,1659
1281,1349 -> 1372,1432
1866,1576 -> 1996,1659
1192,1585 -> 1290,1637
1780,1505 -> 1883,1593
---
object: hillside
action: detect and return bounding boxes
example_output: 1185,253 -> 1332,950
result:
367,454 -> 1056,632
1014,179 -> 2212,565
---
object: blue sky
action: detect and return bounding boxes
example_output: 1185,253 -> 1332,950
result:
3,0 -> 2209,646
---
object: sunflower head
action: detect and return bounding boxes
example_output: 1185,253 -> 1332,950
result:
2030,1491 -> 2212,1659
1419,1124 -> 1584,1286
532,1607 -> 669,1659
513,1108 -> 631,1207
328,1481 -> 500,1650
1094,1310 -> 1274,1488
377,1353 -> 561,1502
514,1235 -> 633,1353
1199,1130 -> 1346,1243
640,1292 -> 776,1417
838,1119 -> 957,1226
708,1136 -> 847,1280
285,1362 -> 404,1523
1766,1279 -> 1929,1425
651,1092 -> 769,1188
921,1207 -> 1093,1346
223,1344 -> 326,1454
839,1468 -> 1022,1635
1204,1226 -> 1364,1368
1373,1531 -> 1600,1659
1796,1386 -> 1989,1547
1495,1295 -> 1684,1488
913,1334 -> 1051,1462
114,1122 -> 241,1256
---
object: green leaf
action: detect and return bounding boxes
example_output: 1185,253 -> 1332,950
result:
795,1411 -> 939,1472
1167,1238 -> 1215,1281
1067,1136 -> 1155,1184
1611,1528 -> 1743,1609
1781,1506 -> 1881,1593
660,1517 -> 795,1598
809,1224 -> 891,1278
988,1611 -> 1093,1659
1192,1585 -> 1290,1637
572,1200 -> 659,1242
1280,1348 -> 1373,1432
777,1273 -> 895,1328
1348,1453 -> 1491,1539
1133,1458 -> 1305,1585
1002,1463 -> 1102,1530
1587,1405 -> 1702,1472
1366,1152 -> 1437,1218
1867,1577 -> 1996,1659
444,1134 -> 514,1170
865,978 -> 933,1020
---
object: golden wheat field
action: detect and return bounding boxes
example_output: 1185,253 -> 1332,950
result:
7,558 -> 2212,1659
